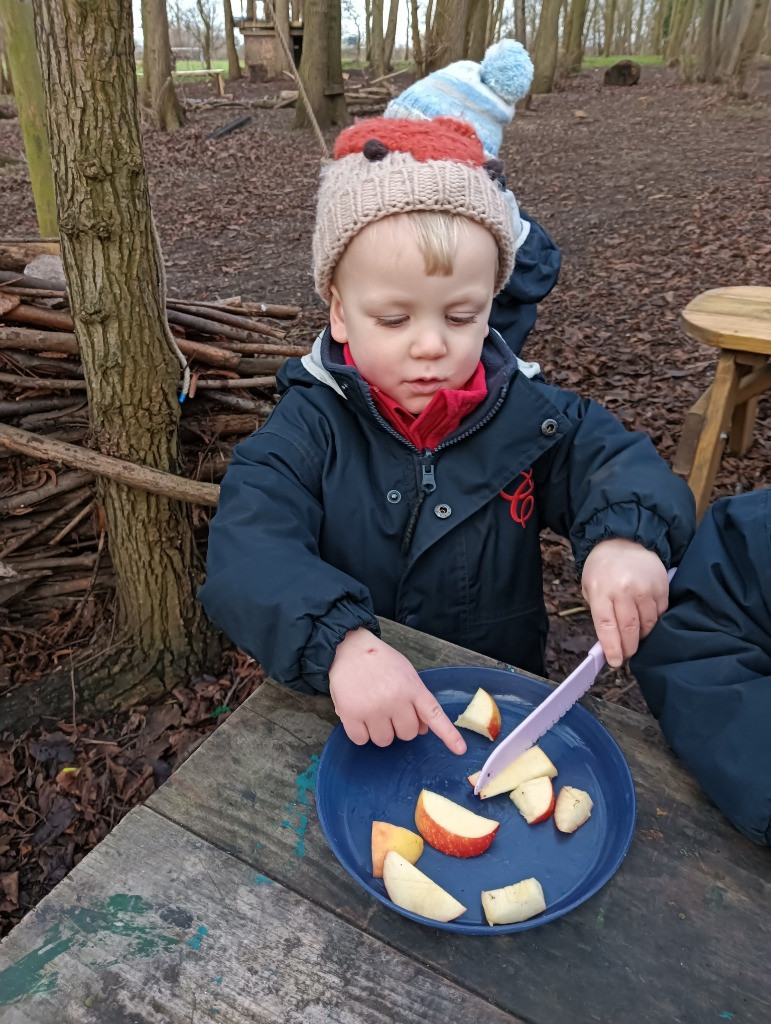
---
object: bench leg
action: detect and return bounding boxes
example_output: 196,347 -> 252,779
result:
687,350 -> 740,521
729,353 -> 767,455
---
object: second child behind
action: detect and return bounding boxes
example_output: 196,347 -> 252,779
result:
199,116 -> 696,755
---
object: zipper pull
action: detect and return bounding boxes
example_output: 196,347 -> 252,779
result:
420,449 -> 436,494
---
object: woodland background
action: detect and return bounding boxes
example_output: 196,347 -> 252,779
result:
0,0 -> 769,937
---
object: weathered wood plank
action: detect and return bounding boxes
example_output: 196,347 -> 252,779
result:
142,623 -> 771,1024
0,806 -> 524,1024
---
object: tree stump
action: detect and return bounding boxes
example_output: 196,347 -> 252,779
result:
603,60 -> 641,87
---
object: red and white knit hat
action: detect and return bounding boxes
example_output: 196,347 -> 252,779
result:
312,117 -> 516,303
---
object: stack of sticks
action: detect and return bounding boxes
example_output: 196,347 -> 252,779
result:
0,257 -> 305,623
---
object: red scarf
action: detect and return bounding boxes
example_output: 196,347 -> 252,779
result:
342,345 -> 488,451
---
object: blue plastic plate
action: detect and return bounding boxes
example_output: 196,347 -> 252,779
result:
316,665 -> 636,934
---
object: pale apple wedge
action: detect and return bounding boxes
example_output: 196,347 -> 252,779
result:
554,786 -> 594,833
510,775 -> 555,824
415,789 -> 500,858
467,745 -> 558,799
454,687 -> 501,741
382,851 -> 466,923
371,821 -> 424,878
482,877 -> 546,926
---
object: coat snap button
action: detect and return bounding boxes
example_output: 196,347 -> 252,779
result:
540,418 -> 558,436
386,489 -> 401,503
433,503 -> 452,519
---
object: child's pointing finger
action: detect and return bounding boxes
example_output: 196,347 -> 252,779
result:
415,689 -> 467,755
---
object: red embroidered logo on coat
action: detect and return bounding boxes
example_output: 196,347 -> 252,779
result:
500,469 -> 535,527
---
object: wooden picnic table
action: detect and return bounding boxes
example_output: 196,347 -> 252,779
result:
1,620 -> 769,1023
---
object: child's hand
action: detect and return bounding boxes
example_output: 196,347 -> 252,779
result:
328,628 -> 467,755
581,539 -> 670,668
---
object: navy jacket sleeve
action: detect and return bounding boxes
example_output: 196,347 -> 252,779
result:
488,210 -> 561,356
532,385 -> 695,572
630,490 -> 771,846
198,406 -> 380,695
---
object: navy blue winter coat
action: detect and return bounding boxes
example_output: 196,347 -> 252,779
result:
489,210 -> 561,355
631,489 -> 771,846
199,329 -> 694,694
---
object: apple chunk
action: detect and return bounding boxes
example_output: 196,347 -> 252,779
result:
383,851 -> 466,923
482,877 -> 546,926
415,789 -> 500,858
371,821 -> 424,878
510,775 -> 555,824
468,745 -> 558,799
454,687 -> 501,741
554,786 -> 594,833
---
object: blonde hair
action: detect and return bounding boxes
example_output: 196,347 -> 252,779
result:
407,211 -> 499,278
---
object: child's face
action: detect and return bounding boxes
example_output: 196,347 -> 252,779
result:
329,215 -> 497,414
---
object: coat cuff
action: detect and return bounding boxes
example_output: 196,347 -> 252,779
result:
573,503 -> 673,574
299,598 -> 381,694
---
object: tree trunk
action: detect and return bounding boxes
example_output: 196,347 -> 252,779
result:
564,0 -> 591,72
383,0 -> 399,69
272,0 -> 294,76
664,0 -> 696,61
513,0 -> 527,45
425,0 -> 471,72
697,0 -> 719,79
602,0 -> 617,55
725,0 -> 770,92
29,0 -> 220,705
0,20 -> 14,94
0,0 -> 57,235
467,0 -> 490,61
491,0 -> 506,44
531,0 -> 562,92
634,0 -> 646,52
144,0 -> 186,130
196,0 -> 213,68
295,0 -> 348,130
650,0 -> 669,53
223,0 -> 242,80
719,0 -> 760,75
370,0 -> 386,74
410,0 -> 425,75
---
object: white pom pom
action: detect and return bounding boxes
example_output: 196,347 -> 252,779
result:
481,39 -> 534,103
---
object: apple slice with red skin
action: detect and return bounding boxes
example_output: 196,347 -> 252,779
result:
382,850 -> 466,923
554,785 -> 594,833
414,789 -> 500,858
371,821 -> 424,878
510,775 -> 555,824
481,877 -> 546,926
467,745 -> 558,799
454,687 -> 501,741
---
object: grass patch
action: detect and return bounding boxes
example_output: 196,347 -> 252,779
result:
582,54 -> 665,69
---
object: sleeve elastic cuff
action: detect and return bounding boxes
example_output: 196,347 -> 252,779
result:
299,598 -> 381,693
573,503 -> 673,574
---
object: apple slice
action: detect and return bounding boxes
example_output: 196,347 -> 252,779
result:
383,850 -> 466,923
371,821 -> 424,878
481,877 -> 546,926
510,775 -> 555,824
554,785 -> 594,833
467,745 -> 558,799
454,687 -> 501,741
415,789 -> 500,858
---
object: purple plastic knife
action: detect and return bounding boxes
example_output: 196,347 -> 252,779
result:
472,641 -> 606,795
473,568 -> 677,796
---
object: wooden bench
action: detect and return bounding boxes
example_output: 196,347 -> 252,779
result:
0,620 -> 768,1022
673,286 -> 771,519
171,68 -> 226,97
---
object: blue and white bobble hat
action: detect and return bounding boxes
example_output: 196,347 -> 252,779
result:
384,40 -> 534,161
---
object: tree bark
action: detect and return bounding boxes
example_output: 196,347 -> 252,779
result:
513,0 -> 527,46
602,0 -> 617,55
30,0 -> 220,699
467,0 -> 491,61
295,0 -> 348,130
370,0 -> 386,74
223,0 -> 242,80
531,0 -> 562,92
724,0 -> 770,92
425,0 -> 471,72
697,0 -> 719,79
0,0 -> 57,235
271,0 -> 294,76
564,0 -> 591,72
383,0 -> 399,69
410,0 -> 425,75
195,0 -> 213,69
143,0 -> 186,129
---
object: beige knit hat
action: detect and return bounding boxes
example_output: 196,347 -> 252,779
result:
312,117 -> 516,303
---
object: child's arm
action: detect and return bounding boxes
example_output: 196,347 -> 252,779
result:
329,628 -> 467,753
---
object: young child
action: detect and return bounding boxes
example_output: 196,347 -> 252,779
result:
631,489 -> 771,846
199,115 -> 695,755
383,39 -> 561,357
